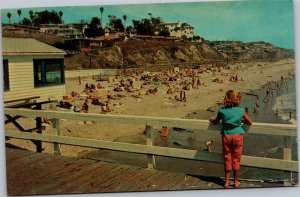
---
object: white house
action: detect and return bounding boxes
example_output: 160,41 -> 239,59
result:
180,23 -> 194,39
2,37 -> 66,102
39,24 -> 84,38
155,21 -> 195,39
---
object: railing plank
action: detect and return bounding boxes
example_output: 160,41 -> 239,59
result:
4,108 -> 297,136
5,130 -> 298,172
4,108 -> 209,130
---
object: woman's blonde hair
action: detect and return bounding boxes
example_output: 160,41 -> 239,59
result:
224,90 -> 240,107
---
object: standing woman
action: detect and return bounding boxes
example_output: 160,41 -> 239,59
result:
209,90 -> 252,188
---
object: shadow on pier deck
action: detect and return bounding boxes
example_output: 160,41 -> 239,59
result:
6,147 -> 266,196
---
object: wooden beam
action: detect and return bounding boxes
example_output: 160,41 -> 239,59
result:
4,108 -> 209,130
5,100 -> 53,109
5,115 -> 22,125
35,104 -> 43,153
4,108 -> 297,137
5,115 -> 25,131
5,130 -> 298,172
4,96 -> 40,104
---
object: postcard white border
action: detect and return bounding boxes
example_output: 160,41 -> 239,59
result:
0,0 -> 299,197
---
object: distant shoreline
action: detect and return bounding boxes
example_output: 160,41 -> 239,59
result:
186,76 -> 296,124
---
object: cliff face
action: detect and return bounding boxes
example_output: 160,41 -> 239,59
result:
64,40 -> 294,70
210,41 -> 294,62
64,40 -> 225,70
3,30 -> 293,70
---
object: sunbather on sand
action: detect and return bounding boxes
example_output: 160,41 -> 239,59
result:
100,103 -> 112,114
96,83 -> 103,89
71,91 -> 79,98
91,98 -> 102,105
132,91 -> 143,98
167,86 -> 174,94
81,99 -> 89,113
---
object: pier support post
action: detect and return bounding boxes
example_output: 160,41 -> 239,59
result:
283,136 -> 292,186
52,119 -> 62,155
146,125 -> 156,169
35,104 -> 43,152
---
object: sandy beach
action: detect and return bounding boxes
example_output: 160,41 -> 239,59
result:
5,58 -> 296,162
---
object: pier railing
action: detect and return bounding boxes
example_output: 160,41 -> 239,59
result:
4,108 -> 298,185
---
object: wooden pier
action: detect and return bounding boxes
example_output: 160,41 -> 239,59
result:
6,147 -> 267,196
4,108 -> 298,195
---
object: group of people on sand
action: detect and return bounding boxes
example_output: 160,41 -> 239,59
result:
229,74 -> 243,82
174,90 -> 187,102
62,68 -> 214,116
250,74 -> 292,117
80,97 -> 112,115
83,83 -> 104,94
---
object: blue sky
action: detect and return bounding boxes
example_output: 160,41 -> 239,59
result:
1,0 -> 295,49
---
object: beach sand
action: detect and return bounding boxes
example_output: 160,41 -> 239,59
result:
5,58 -> 297,179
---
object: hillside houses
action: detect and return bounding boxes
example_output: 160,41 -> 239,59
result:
2,23 -> 86,39
39,23 -> 86,38
2,24 -> 40,34
65,33 -> 126,50
155,21 -> 194,39
132,35 -> 180,42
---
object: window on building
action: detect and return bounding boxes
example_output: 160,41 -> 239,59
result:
3,59 -> 9,91
33,59 -> 64,87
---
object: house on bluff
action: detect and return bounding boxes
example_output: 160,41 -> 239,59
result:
2,37 -> 66,102
155,21 -> 194,39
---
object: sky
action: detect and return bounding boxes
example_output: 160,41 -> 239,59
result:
1,0 -> 296,49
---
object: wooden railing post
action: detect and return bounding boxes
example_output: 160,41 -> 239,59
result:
35,103 -> 43,152
283,136 -> 292,186
52,119 -> 62,155
146,124 -> 156,169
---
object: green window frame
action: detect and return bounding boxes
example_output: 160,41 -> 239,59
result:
33,59 -> 65,87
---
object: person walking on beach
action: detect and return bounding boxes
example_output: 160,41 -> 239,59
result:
209,90 -> 252,188
255,97 -> 259,107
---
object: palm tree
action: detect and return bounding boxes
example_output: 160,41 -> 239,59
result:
29,10 -> 34,25
148,13 -> 152,19
99,7 -> 104,27
17,10 -> 22,24
123,15 -> 127,33
7,12 -> 12,24
59,11 -> 63,23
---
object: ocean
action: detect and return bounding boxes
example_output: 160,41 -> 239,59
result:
239,77 -> 296,124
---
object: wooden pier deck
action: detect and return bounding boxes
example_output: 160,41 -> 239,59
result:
5,147 -> 267,196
